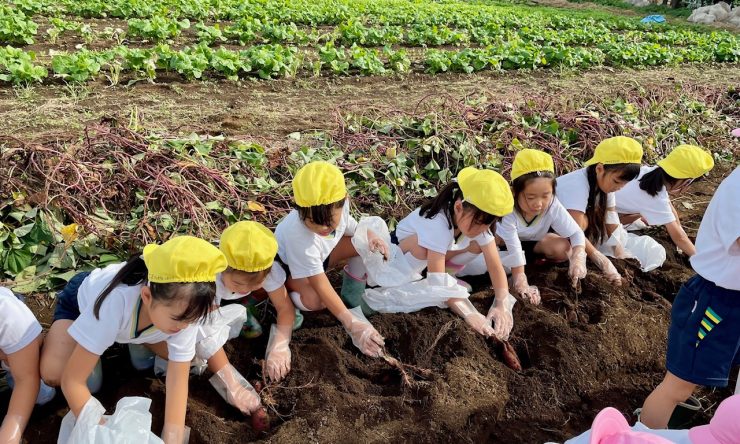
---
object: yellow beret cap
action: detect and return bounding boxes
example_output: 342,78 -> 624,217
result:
657,144 -> 714,179
457,167 -> 514,217
584,136 -> 643,166
220,221 -> 277,272
142,236 -> 227,284
293,161 -> 347,207
511,149 -> 555,181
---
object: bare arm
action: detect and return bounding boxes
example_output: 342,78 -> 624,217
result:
60,345 -> 100,418
1,336 -> 42,441
268,286 -> 296,328
307,272 -> 351,321
163,361 -> 190,440
665,220 -> 696,256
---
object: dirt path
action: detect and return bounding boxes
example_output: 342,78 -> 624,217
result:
2,65 -> 738,141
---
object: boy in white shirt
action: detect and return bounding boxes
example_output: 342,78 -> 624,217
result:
640,167 -> 740,429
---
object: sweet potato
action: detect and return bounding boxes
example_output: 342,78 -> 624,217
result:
501,341 -> 522,372
251,407 -> 270,433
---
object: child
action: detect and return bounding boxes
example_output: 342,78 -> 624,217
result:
214,221 -> 296,382
640,166 -> 740,429
0,288 -> 55,443
275,161 -> 389,357
39,236 -> 231,443
495,149 -> 588,304
557,136 -> 643,286
615,144 -> 714,257
394,166 -> 515,340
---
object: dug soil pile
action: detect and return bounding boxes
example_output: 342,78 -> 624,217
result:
9,175 -> 736,444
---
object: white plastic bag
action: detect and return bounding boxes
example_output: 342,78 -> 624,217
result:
599,226 -> 666,272
195,304 -> 247,360
363,273 -> 469,313
58,397 -> 164,444
351,216 -> 422,287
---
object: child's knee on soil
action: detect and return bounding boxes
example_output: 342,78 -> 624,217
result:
288,278 -> 326,311
537,235 -> 570,262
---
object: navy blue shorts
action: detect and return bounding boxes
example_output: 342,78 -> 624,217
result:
52,272 -> 91,322
666,274 -> 740,387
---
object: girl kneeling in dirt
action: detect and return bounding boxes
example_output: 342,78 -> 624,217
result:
556,136 -> 643,286
615,144 -> 714,257
393,167 -> 515,340
275,161 -> 390,357
0,288 -> 56,443
148,222 -> 296,415
640,166 -> 740,429
494,149 -> 588,305
39,236 -> 228,444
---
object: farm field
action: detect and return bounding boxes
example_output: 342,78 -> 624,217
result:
0,0 -> 739,443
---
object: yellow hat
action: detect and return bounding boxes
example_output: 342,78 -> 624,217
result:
293,161 -> 347,207
584,136 -> 643,166
511,149 -> 555,181
143,236 -> 227,284
657,145 -> 714,179
457,167 -> 514,217
220,221 -> 277,272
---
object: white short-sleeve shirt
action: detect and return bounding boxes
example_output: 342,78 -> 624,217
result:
0,288 -> 42,355
615,166 -> 675,226
496,197 -> 586,267
690,167 -> 740,291
275,199 -> 358,279
395,207 -> 494,255
68,263 -> 199,362
557,168 -> 616,213
214,263 -> 287,305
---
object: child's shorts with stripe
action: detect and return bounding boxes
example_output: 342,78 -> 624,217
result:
666,274 -> 740,387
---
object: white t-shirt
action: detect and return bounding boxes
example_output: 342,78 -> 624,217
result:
557,168 -> 616,213
690,167 -> 740,291
214,263 -> 287,305
496,197 -> 586,267
615,166 -> 675,226
68,263 -> 199,362
275,199 -> 358,279
395,207 -> 494,255
0,288 -> 42,355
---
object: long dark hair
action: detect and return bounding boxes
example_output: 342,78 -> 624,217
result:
639,166 -> 677,197
512,171 -> 557,214
296,197 -> 346,227
585,163 -> 640,244
419,181 -> 499,231
93,255 -> 215,324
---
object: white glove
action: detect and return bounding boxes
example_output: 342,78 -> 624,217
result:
448,298 -> 495,337
567,246 -> 587,285
338,307 -> 385,357
591,250 -> 622,286
209,364 -> 261,415
511,273 -> 540,305
265,324 -> 292,382
486,290 -> 516,341
0,415 -> 24,444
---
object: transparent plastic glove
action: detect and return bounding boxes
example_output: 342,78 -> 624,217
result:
511,273 -> 540,305
613,241 -> 629,259
265,324 -> 292,382
486,290 -> 516,341
567,246 -> 587,286
0,415 -> 24,444
162,423 -> 190,444
591,250 -> 622,286
209,364 -> 261,415
367,230 -> 390,260
338,307 -> 385,357
448,298 -> 495,337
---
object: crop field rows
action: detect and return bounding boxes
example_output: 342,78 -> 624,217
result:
1,0 -> 739,84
